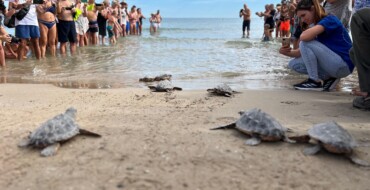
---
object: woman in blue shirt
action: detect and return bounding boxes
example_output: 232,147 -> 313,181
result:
279,0 -> 353,91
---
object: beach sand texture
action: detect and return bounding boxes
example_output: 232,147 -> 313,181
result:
0,84 -> 369,190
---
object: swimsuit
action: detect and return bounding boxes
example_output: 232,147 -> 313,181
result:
38,19 -> 56,29
38,5 -> 56,29
107,25 -> 114,38
88,21 -> 98,33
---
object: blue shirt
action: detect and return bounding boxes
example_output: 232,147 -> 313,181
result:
317,15 -> 354,72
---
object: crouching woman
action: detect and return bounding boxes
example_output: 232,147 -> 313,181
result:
279,0 -> 353,91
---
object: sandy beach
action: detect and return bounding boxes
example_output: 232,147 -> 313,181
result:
0,84 -> 369,190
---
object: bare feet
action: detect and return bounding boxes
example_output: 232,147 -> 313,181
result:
351,88 -> 368,97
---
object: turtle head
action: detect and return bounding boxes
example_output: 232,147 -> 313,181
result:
65,107 -> 77,118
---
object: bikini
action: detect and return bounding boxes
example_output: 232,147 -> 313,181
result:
38,5 -> 56,29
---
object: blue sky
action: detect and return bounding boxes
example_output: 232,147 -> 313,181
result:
115,0 -> 283,18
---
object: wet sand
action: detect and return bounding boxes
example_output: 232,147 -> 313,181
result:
0,84 -> 369,190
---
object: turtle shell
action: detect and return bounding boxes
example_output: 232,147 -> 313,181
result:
208,84 -> 234,96
154,74 -> 172,81
216,84 -> 234,94
28,108 -> 80,147
156,80 -> 174,91
308,121 -> 356,154
235,108 -> 287,140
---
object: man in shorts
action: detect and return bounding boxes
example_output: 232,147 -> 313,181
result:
14,0 -> 41,60
56,0 -> 77,54
239,4 -> 251,38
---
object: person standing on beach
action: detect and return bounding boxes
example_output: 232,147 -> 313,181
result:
156,9 -> 162,28
0,1 -> 12,66
350,0 -> 370,110
36,0 -> 57,57
14,0 -> 41,60
128,5 -> 138,35
56,0 -> 77,54
279,0 -> 353,91
85,0 -> 104,45
239,4 -> 251,38
137,8 -> 145,35
120,2 -> 128,37
149,13 -> 158,33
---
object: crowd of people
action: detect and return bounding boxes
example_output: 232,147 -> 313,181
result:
0,0 -> 162,66
241,0 -> 369,110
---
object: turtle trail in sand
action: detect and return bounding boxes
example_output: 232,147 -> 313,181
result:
148,80 -> 182,92
211,108 -> 294,145
207,84 -> 240,97
290,121 -> 370,167
18,107 -> 101,157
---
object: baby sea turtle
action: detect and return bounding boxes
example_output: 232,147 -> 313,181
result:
148,80 -> 182,92
207,84 -> 240,97
211,108 -> 294,145
291,121 -> 370,167
18,107 -> 101,157
139,74 -> 172,82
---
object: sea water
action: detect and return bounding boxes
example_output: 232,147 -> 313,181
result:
0,18 -> 357,90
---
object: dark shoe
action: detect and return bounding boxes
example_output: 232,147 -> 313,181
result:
353,95 -> 370,110
293,78 -> 323,91
323,77 -> 340,91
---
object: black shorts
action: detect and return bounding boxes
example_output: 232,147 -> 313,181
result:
266,21 -> 275,29
57,20 -> 77,43
97,13 -> 107,36
242,20 -> 250,31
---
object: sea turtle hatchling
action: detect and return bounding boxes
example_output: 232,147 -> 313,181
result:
211,108 -> 295,145
139,74 -> 172,82
207,84 -> 240,97
18,107 -> 101,157
148,80 -> 182,92
290,121 -> 370,167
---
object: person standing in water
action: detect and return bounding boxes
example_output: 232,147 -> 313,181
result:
239,4 -> 251,38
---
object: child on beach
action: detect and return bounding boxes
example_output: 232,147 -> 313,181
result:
107,10 -> 122,44
279,0 -> 353,91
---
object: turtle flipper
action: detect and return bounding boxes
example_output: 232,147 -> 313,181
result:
79,128 -> 102,137
347,151 -> 370,167
173,87 -> 182,91
148,86 -> 157,91
245,135 -> 261,146
283,136 -> 296,144
210,123 -> 236,130
18,137 -> 31,147
41,143 -> 61,157
224,93 -> 232,97
303,144 -> 321,155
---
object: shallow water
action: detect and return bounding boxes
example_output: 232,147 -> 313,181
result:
0,18 -> 358,91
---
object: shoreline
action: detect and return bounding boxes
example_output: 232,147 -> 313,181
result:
1,84 -> 369,189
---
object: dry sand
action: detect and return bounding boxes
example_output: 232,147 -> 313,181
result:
0,84 -> 369,190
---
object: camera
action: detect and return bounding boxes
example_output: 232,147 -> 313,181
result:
65,5 -> 74,10
282,37 -> 290,47
33,0 -> 44,4
0,1 -> 6,12
9,34 -> 21,44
